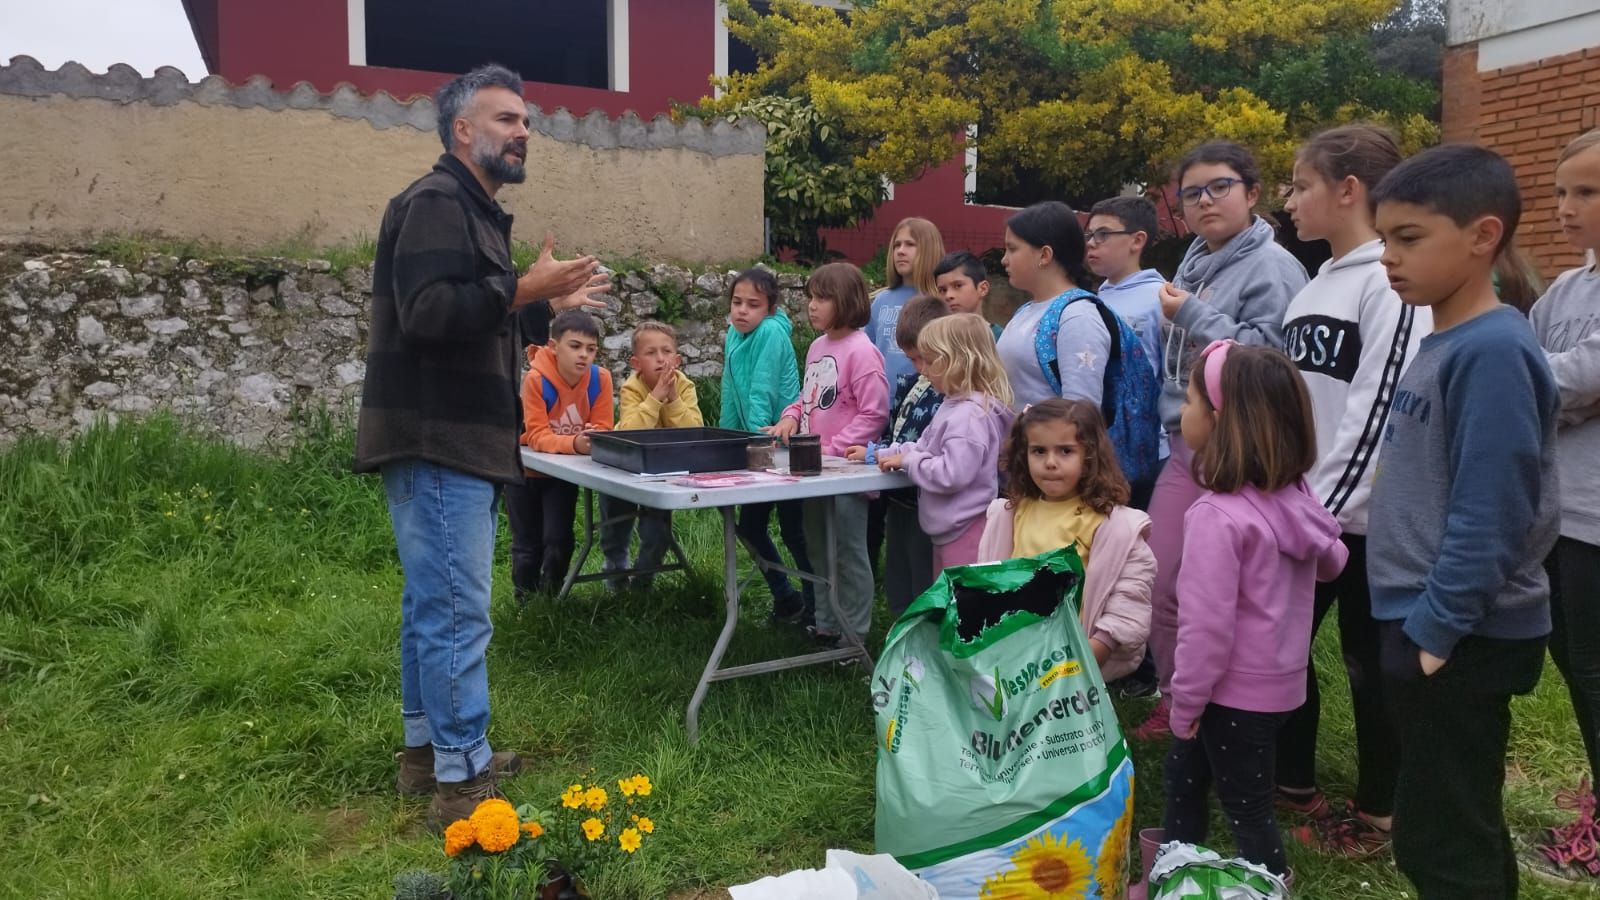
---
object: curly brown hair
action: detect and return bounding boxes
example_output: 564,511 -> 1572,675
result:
1002,399 -> 1129,514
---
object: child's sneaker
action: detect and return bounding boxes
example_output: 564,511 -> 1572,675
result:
1292,800 -> 1391,858
1275,786 -> 1335,821
1110,676 -> 1161,701
805,625 -> 842,649
1129,696 -> 1171,741
770,591 -> 806,626
1519,779 -> 1600,883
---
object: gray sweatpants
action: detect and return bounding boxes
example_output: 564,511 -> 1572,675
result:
804,493 -> 873,639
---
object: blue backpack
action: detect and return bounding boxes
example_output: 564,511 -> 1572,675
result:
539,364 -> 603,412
1033,289 -> 1162,488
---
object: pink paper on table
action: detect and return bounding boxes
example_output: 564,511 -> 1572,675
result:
668,471 -> 801,489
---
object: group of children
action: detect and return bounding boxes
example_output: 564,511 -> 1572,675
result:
511,124 -> 1600,896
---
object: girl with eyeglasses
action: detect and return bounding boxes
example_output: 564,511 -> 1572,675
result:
1131,140 -> 1310,741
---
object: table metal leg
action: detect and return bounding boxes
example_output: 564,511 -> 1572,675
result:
687,505 -> 741,743
557,488 -> 596,602
552,490 -> 694,611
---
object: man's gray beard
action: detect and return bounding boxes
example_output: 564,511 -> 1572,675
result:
473,141 -> 526,184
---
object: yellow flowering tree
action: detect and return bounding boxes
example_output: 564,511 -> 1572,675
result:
705,0 -> 1438,205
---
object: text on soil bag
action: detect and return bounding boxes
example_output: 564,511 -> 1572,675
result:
968,685 -> 1105,774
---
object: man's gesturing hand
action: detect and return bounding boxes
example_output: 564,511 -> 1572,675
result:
514,233 -> 603,309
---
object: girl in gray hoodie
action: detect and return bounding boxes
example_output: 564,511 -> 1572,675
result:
1132,140 -> 1309,740
1522,129 -> 1600,884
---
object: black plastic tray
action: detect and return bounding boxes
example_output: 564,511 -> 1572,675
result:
589,427 -> 757,475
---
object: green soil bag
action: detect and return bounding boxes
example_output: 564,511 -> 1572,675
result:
874,548 -> 1136,900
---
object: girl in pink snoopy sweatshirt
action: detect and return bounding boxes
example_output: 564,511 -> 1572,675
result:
1161,341 -> 1347,878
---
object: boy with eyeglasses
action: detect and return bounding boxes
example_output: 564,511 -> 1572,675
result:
1086,196 -> 1166,384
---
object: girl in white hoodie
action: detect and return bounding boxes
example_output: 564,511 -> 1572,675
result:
1277,123 -> 1429,857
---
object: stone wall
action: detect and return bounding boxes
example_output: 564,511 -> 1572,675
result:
0,247 -> 807,449
0,56 -> 765,262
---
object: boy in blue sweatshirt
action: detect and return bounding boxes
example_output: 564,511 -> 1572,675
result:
1367,144 -> 1560,899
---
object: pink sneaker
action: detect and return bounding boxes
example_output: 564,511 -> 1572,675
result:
1130,697 -> 1171,741
1520,778 -> 1600,883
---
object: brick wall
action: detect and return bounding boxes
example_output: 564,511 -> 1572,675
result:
1443,44 -> 1600,279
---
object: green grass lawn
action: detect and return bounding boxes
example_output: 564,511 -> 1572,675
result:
0,418 -> 1591,898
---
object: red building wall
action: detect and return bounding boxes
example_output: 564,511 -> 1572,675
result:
1443,43 -> 1600,279
819,157 -> 1017,261
207,0 -> 716,117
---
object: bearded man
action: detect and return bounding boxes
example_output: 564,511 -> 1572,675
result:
354,63 -> 606,829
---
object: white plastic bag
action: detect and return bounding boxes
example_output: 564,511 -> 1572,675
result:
729,850 -> 941,899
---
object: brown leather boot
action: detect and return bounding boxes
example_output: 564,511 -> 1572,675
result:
427,769 -> 506,832
396,745 -> 525,795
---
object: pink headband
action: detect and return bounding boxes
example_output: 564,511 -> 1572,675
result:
1200,339 -> 1235,410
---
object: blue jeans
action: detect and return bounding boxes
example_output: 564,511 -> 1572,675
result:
735,499 -> 814,609
382,460 -> 497,783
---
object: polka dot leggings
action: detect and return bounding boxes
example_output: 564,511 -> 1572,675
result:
1162,703 -> 1289,876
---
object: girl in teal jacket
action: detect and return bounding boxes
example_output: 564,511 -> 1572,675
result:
722,268 -> 814,624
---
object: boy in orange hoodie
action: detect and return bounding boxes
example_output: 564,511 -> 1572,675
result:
508,310 -> 614,600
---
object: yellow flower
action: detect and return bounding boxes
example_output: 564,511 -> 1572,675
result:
584,786 -> 609,811
980,832 -> 1093,899
636,816 -> 655,834
443,819 -> 476,857
561,784 -> 585,809
522,821 -> 545,840
627,774 -> 653,797
618,776 -> 636,797
619,827 -> 642,854
1095,792 -> 1135,900
469,798 -> 520,853
582,817 -> 605,841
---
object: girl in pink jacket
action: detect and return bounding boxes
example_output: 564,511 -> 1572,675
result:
977,398 -> 1155,681
1162,341 -> 1347,879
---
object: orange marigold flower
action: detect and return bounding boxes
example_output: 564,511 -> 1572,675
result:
443,819 -> 476,857
619,827 -> 642,854
522,821 -> 545,840
470,799 -> 520,853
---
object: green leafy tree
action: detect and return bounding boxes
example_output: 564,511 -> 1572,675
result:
683,95 -> 886,261
703,0 -> 1439,207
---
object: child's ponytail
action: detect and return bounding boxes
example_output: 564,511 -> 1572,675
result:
1296,123 -> 1402,196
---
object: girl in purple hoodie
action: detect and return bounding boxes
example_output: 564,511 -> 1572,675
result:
1162,341 -> 1347,878
870,313 -> 1015,572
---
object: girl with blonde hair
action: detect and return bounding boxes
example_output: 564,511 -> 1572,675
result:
870,313 -> 1013,571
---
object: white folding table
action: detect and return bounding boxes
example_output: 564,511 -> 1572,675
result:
519,448 -> 911,742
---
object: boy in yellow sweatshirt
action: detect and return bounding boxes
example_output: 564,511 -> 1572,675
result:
510,311 -> 614,600
601,321 -> 702,590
